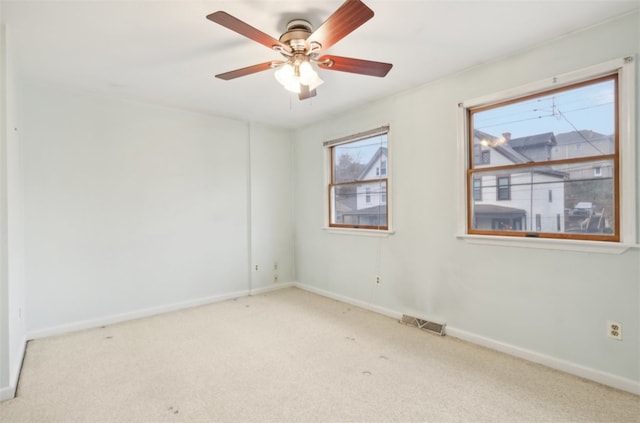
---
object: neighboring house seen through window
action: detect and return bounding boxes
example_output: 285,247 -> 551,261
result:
326,127 -> 389,230
462,58 -> 635,243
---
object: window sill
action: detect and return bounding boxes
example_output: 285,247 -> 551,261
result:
324,227 -> 395,237
457,234 -> 638,254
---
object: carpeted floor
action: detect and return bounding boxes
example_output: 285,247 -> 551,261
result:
1,287 -> 639,422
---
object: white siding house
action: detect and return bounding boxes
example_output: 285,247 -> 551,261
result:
472,131 -> 566,232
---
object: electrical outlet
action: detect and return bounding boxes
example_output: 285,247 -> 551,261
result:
254,264 -> 259,271
273,262 -> 278,271
375,276 -> 381,285
273,274 -> 279,283
607,321 -> 622,340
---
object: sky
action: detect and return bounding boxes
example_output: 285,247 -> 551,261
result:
334,134 -> 387,166
472,79 -> 615,140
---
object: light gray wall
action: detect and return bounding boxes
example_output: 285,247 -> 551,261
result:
0,13 -> 8,397
0,13 -> 27,400
293,12 -> 639,384
5,20 -> 25,396
249,122 -> 294,290
20,80 -> 293,334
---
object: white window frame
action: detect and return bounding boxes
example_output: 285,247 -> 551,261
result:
323,125 -> 394,236
457,57 -> 637,254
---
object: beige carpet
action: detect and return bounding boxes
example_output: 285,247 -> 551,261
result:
1,287 -> 639,422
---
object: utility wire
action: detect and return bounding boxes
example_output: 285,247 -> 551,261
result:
556,109 -> 605,155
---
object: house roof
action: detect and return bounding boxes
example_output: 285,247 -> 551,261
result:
472,129 -> 533,163
357,147 -> 388,181
334,197 -> 356,213
475,129 -> 567,179
554,130 -> 611,145
494,143 -> 567,178
474,204 -> 526,217
509,132 -> 557,149
494,144 -> 533,164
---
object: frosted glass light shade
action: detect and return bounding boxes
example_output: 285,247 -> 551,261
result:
298,61 -> 316,85
275,61 -> 323,94
275,64 -> 295,85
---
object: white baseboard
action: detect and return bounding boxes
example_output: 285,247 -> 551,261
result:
294,282 -> 640,396
445,326 -> 640,395
26,289 -> 251,340
0,386 -> 14,402
250,281 -> 295,296
294,282 -> 403,320
0,334 -> 27,401
26,283 -> 298,341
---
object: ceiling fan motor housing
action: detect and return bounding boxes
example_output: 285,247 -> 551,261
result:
280,19 -> 314,52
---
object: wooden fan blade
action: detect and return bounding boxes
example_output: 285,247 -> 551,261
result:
207,11 -> 290,52
317,55 -> 392,77
215,62 -> 275,80
299,85 -> 317,101
307,0 -> 374,52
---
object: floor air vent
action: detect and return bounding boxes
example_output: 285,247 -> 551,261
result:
401,315 -> 446,336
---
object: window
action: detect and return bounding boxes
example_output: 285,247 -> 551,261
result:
326,126 -> 389,230
375,161 -> 387,176
473,178 -> 482,201
496,176 -> 511,201
461,58 -> 636,244
594,166 -> 602,177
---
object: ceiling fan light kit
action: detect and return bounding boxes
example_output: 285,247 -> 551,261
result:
206,0 -> 392,100
274,61 -> 324,94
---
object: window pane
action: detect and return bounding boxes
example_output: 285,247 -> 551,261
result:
332,135 -> 388,183
331,181 -> 387,227
497,176 -> 510,200
470,160 -> 615,236
473,178 -> 482,201
471,78 -> 615,168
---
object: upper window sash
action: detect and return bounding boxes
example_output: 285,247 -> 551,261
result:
469,75 -> 618,170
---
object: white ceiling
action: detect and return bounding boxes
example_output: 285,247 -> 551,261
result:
3,1 -> 639,128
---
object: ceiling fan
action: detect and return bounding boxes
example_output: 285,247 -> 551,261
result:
206,0 -> 393,100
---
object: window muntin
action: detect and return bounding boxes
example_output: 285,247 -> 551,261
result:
467,74 -> 619,241
329,131 -> 389,230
